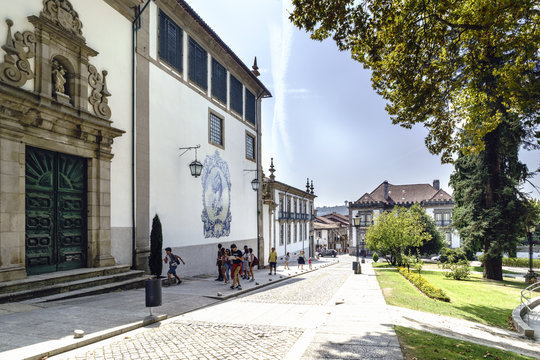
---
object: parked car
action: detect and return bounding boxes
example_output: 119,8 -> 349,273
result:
430,255 -> 441,261
319,249 -> 337,257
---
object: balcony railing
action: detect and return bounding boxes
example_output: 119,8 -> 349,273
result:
435,220 -> 452,226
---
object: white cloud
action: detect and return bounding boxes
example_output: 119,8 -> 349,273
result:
269,0 -> 293,160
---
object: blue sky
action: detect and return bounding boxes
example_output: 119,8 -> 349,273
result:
189,0 -> 539,207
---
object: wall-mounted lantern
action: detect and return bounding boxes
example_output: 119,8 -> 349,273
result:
179,145 -> 202,178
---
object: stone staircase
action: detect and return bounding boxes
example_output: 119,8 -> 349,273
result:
0,265 -> 150,304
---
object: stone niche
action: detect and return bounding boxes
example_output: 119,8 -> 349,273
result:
0,0 -> 124,282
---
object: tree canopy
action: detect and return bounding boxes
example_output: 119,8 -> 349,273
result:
365,206 -> 431,265
407,204 -> 445,255
290,0 -> 540,163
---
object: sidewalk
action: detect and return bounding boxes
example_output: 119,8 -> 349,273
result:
0,257 -> 338,360
284,260 -> 403,359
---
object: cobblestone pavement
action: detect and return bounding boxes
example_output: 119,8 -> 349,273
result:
54,262 -> 352,360
70,321 -> 303,360
239,269 -> 349,305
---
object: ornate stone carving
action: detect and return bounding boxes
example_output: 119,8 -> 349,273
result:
0,19 -> 35,87
52,60 -> 66,94
41,0 -> 83,37
88,65 -> 111,119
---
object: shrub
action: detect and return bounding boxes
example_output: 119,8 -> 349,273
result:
372,252 -> 379,262
149,214 -> 163,277
441,259 -> 470,280
478,254 -> 540,269
413,257 -> 424,274
438,248 -> 467,264
397,267 -> 450,302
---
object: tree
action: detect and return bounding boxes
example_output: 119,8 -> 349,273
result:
366,207 -> 431,265
450,133 -> 528,279
407,204 -> 445,256
148,214 -> 163,277
290,0 -> 539,279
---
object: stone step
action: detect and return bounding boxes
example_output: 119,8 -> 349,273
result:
0,270 -> 148,303
0,265 -> 133,295
20,275 -> 151,304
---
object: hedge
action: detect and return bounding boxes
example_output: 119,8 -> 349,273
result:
398,267 -> 450,302
478,255 -> 540,268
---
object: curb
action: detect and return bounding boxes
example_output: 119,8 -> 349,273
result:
0,314 -> 167,360
512,296 -> 540,339
3,260 -> 339,359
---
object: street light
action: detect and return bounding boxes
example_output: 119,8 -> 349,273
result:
352,215 -> 361,274
526,225 -> 537,283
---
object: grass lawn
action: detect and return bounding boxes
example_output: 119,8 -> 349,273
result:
374,264 -> 532,328
395,326 -> 535,360
418,263 -> 520,275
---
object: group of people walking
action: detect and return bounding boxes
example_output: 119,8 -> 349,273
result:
162,244 -> 312,288
216,244 -> 259,290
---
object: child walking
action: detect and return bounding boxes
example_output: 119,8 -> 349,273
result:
284,252 -> 290,270
163,247 -> 185,286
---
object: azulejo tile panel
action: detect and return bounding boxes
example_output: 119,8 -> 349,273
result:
201,151 -> 231,238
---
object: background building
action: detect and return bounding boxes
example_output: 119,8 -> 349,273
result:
314,213 -> 349,252
348,180 -> 460,257
261,159 -> 316,260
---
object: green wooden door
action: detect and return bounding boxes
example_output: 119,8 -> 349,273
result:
25,147 -> 87,275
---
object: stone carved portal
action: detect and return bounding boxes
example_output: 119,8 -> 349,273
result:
0,0 -> 124,281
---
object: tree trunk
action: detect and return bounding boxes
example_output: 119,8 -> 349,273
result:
483,255 -> 503,280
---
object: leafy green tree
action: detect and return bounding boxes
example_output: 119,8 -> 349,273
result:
290,0 -> 539,279
450,140 -> 528,280
407,204 -> 445,256
366,207 -> 431,265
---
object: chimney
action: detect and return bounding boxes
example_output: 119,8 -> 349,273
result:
433,179 -> 440,190
383,180 -> 389,200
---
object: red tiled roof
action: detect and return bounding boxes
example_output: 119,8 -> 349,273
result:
355,181 -> 453,205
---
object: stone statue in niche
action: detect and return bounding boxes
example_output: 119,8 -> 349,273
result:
88,64 -> 111,119
52,59 -> 70,104
0,19 -> 35,87
52,60 -> 66,94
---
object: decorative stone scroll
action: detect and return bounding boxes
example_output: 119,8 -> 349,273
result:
41,0 -> 83,38
0,19 -> 35,87
88,65 -> 111,119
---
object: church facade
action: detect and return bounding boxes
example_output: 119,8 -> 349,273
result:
0,0 -> 270,282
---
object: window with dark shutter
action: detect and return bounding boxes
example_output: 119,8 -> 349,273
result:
212,59 -> 226,103
230,75 -> 243,116
245,89 -> 256,124
246,133 -> 255,160
159,10 -> 183,73
189,37 -> 207,90
209,113 -> 223,147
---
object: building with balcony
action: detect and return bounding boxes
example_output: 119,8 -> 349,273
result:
261,159 -> 316,260
348,180 -> 460,256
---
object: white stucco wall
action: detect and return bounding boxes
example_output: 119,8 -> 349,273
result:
146,2 -> 258,267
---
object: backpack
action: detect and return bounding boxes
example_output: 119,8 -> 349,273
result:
252,255 -> 259,266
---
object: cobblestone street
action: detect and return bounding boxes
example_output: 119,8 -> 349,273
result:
54,259 -> 402,360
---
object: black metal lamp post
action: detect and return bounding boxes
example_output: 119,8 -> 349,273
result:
526,225 -> 536,283
353,216 -> 361,274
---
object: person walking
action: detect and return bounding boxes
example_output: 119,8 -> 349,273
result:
284,252 -> 290,270
242,245 -> 250,280
296,251 -> 306,271
247,248 -> 257,282
216,243 -> 223,281
220,247 -> 228,284
268,247 -> 277,275
163,247 -> 185,286
230,244 -> 243,290
225,248 -> 232,281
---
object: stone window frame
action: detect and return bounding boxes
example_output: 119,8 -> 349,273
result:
434,209 -> 453,226
208,110 -> 224,149
245,131 -> 255,161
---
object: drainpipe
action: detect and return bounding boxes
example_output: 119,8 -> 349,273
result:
131,0 -> 152,270
255,91 -> 264,266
